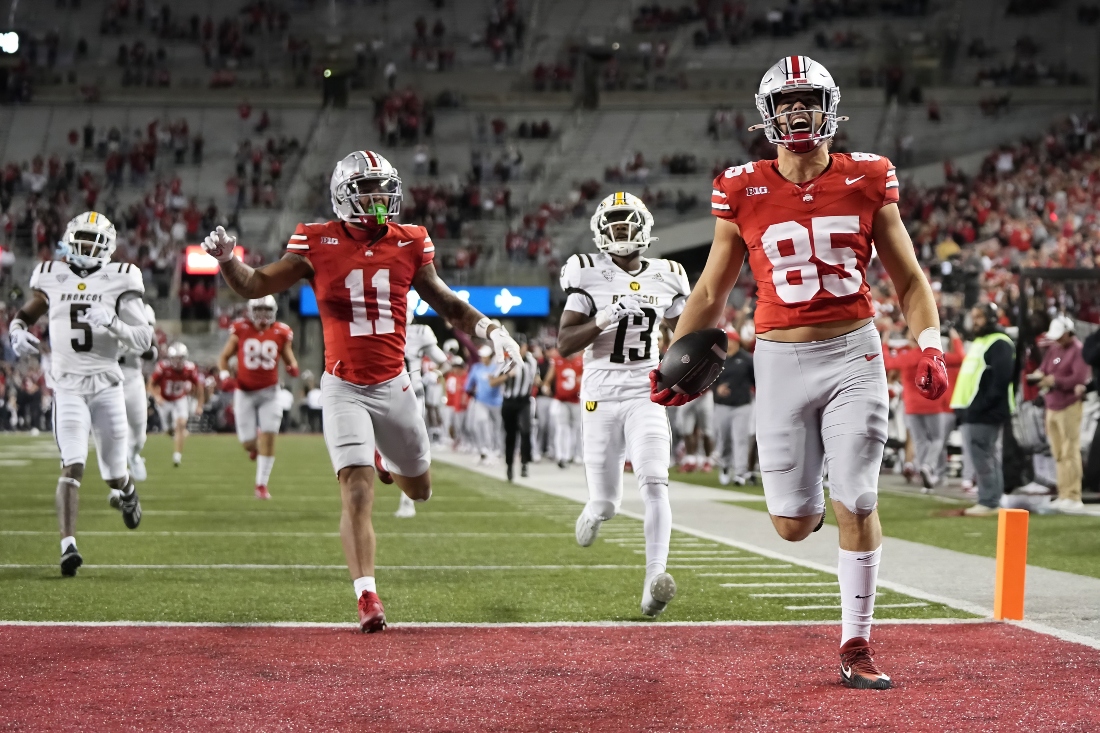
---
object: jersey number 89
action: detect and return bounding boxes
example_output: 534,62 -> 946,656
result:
761,215 -> 863,304
243,338 -> 278,370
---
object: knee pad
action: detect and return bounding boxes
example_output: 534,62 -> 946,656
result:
839,491 -> 879,516
587,499 -> 618,521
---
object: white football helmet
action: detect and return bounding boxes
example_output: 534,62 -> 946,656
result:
247,295 -> 277,329
754,55 -> 842,154
58,211 -> 117,269
167,342 -> 188,367
590,192 -> 655,256
330,150 -> 402,225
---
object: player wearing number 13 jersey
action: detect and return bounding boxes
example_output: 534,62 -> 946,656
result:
558,191 -> 691,618
659,56 -> 951,688
217,295 -> 298,500
200,149 -> 521,633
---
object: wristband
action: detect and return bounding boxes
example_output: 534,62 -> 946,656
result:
916,327 -> 942,352
10,318 -> 27,331
474,317 -> 492,339
219,370 -> 230,382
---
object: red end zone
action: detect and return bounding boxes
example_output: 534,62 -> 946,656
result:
2,622 -> 1098,732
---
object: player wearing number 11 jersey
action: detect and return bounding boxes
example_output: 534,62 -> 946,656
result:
217,295 -> 298,500
558,191 -> 691,618
658,56 -> 950,688
201,150 -> 521,633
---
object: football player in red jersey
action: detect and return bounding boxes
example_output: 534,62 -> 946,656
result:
654,56 -> 949,689
217,295 -> 300,500
200,150 -> 521,632
150,343 -> 205,468
542,350 -> 583,469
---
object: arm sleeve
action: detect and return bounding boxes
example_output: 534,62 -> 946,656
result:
425,344 -> 448,365
109,294 -> 154,353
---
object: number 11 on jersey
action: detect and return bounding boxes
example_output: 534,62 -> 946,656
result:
345,269 -> 395,336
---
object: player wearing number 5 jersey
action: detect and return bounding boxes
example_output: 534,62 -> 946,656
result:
658,56 -> 949,688
200,149 -> 521,633
558,192 -> 691,618
7,211 -> 151,577
217,296 -> 299,500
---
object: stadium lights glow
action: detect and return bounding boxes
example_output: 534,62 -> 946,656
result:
0,32 -> 18,54
185,244 -> 244,275
323,69 -> 332,78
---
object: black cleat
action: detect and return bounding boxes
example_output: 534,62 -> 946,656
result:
60,544 -> 83,577
521,463 -> 529,478
506,464 -> 514,482
118,488 -> 142,529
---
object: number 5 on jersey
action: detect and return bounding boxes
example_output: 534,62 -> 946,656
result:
345,269 -> 395,336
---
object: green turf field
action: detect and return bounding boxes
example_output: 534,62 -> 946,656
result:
0,433 -> 966,623
673,471 -> 1100,580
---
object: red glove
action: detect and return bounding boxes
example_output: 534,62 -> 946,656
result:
915,348 -> 949,400
286,364 -> 300,377
649,369 -> 700,407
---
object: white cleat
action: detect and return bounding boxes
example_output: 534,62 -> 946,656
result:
574,509 -> 604,547
394,494 -> 417,519
129,453 -> 147,482
172,452 -> 182,467
641,572 -> 677,618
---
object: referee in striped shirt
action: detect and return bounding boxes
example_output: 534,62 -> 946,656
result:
501,333 -> 540,482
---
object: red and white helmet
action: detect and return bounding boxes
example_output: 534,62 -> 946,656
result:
754,55 -> 841,154
330,150 -> 402,225
247,295 -> 277,329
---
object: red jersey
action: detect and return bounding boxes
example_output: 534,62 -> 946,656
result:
286,220 -> 434,386
230,318 -> 293,391
552,354 -> 583,403
151,360 -> 202,401
711,153 -> 898,333
444,369 -> 469,412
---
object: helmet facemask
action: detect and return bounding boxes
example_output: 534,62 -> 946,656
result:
64,228 -> 114,269
758,87 -> 838,154
335,174 -> 402,226
592,202 -> 654,257
250,305 -> 275,329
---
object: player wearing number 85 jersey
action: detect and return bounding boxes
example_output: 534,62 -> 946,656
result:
659,56 -> 950,689
558,191 -> 691,618
217,295 -> 299,500
200,149 -> 521,633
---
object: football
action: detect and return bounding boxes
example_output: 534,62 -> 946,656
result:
655,328 -> 728,396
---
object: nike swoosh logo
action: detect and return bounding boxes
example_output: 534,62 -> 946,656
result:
845,175 -> 865,185
855,593 -> 875,599
864,354 -> 878,361
402,384 -> 410,391
398,240 -> 413,247
841,665 -> 852,677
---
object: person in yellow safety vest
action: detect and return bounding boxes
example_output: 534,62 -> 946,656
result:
950,303 -> 1016,516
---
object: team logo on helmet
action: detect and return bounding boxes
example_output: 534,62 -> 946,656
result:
590,191 -> 656,257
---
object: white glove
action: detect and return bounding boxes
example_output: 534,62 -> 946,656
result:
489,327 -> 522,375
201,226 -> 237,263
84,306 -> 116,330
219,370 -> 231,382
595,296 -> 644,330
9,326 -> 40,357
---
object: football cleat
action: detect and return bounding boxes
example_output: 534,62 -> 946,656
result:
395,494 -> 416,518
575,509 -> 604,547
718,469 -> 731,486
60,543 -> 83,577
520,463 -> 529,478
506,464 -> 514,482
173,452 -> 182,467
557,459 -> 568,469
255,484 -> 271,500
129,452 -> 147,482
248,448 -> 258,461
641,572 -> 677,617
358,591 -> 386,633
118,488 -> 142,529
839,638 -> 892,689
919,465 -> 935,493
374,451 -> 394,485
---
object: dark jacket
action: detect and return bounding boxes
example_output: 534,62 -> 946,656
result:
961,336 -> 1015,425
713,350 -> 754,407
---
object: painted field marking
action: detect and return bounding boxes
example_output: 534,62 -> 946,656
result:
0,563 -> 653,571
785,602 -> 929,611
693,567 -> 796,573
0,618 -> 997,629
1,510 -> 548,517
751,593 -> 840,598
720,582 -> 839,588
0,460 -> 30,466
0,530 -> 579,538
710,572 -> 820,578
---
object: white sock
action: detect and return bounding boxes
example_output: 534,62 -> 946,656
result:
256,455 -> 275,486
838,545 -> 881,645
173,452 -> 181,463
61,535 -> 76,552
353,576 -> 376,598
640,480 -> 672,579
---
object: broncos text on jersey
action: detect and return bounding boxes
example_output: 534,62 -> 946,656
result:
710,152 -> 898,332
30,261 -> 145,387
560,253 -> 691,401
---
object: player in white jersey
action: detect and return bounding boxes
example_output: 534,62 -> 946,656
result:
394,305 -> 448,518
557,192 -> 691,617
7,212 -> 153,576
118,303 -> 158,482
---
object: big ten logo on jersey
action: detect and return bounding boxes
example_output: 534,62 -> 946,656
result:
763,216 -> 863,304
746,187 -> 769,197
242,338 -> 278,371
612,293 -> 659,306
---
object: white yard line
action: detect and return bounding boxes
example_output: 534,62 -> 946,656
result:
720,582 -> 840,588
785,603 -> 929,611
0,531 -> 575,538
0,618 -> 997,629
0,563 -> 653,571
751,593 -> 841,598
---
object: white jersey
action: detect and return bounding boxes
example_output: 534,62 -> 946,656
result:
560,253 -> 690,401
30,260 -> 145,392
405,323 -> 447,396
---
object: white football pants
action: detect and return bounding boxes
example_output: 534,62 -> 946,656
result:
552,399 -> 582,462
52,382 -> 129,481
121,368 -> 147,457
